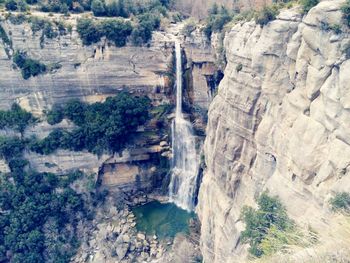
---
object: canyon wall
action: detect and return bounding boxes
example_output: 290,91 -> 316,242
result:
197,1 -> 350,262
0,15 -> 216,192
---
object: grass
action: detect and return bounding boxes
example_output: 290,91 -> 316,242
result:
249,215 -> 350,263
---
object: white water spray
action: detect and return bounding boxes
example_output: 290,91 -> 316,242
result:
169,41 -> 199,212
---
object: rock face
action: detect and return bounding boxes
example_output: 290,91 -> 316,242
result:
198,1 -> 350,262
0,17 -> 173,115
0,16 -> 216,193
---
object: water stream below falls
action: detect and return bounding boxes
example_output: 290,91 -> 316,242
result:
168,41 -> 200,212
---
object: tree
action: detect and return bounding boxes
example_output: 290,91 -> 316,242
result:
342,0 -> 350,27
101,19 -> 133,46
91,0 -> 106,16
300,0 -> 319,13
76,18 -> 102,45
241,192 -> 292,257
5,0 -> 17,11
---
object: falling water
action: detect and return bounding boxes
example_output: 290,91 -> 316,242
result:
169,41 -> 199,212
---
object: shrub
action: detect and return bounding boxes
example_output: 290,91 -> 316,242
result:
0,103 -> 36,133
46,106 -> 64,125
181,19 -> 196,37
236,63 -> 243,72
341,0 -> 350,27
105,0 -> 128,17
0,164 -> 87,262
100,19 -> 133,46
203,5 -> 232,40
300,0 -> 319,13
91,0 -> 105,16
330,24 -> 342,34
5,0 -> 17,10
32,93 -> 151,155
76,18 -> 102,45
330,192 -> 350,213
241,192 -> 293,257
13,51 -> 47,79
0,25 -> 12,47
255,5 -> 278,26
0,136 -> 26,161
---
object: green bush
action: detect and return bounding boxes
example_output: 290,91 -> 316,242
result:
241,192 -> 292,257
0,137 -> 26,161
236,63 -> 243,72
0,25 -> 12,47
130,13 -> 160,45
341,0 -> 350,27
76,18 -> 102,45
0,164 -> 87,262
13,51 -> 47,79
34,93 -> 151,155
255,5 -> 278,26
5,0 -> 17,10
203,5 -> 232,40
91,0 -> 105,16
77,18 -> 132,46
330,192 -> 350,213
46,106 -> 64,125
0,103 -> 36,133
100,19 -> 133,46
181,19 -> 196,37
39,0 -> 87,13
300,0 -> 319,13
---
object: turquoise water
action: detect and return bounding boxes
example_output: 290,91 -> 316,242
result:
132,201 -> 195,239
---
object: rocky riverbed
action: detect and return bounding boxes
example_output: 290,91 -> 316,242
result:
72,193 -> 201,263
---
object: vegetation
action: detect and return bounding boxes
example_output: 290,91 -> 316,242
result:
255,5 -> 278,26
181,19 -> 196,37
341,0 -> 350,27
300,0 -> 319,13
330,192 -> 350,213
131,12 -> 161,45
76,18 -> 132,46
241,192 -> 294,257
0,161 -> 89,262
13,51 -> 47,79
0,103 -> 36,133
5,0 -> 28,11
38,0 -> 170,17
34,93 -> 151,155
0,24 -> 12,51
46,106 -> 64,125
203,4 -> 232,40
0,137 -> 26,161
236,63 -> 243,72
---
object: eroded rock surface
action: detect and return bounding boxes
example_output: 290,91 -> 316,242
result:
198,2 -> 350,262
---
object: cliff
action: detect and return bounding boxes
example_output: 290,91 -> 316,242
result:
0,14 -> 216,193
198,1 -> 350,262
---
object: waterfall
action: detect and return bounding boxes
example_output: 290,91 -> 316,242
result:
169,41 -> 199,212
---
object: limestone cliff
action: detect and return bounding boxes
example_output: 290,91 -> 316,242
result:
198,1 -> 350,262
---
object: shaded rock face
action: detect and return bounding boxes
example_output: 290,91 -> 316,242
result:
197,1 -> 350,262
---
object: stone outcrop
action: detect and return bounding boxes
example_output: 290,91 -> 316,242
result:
198,1 -> 350,262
